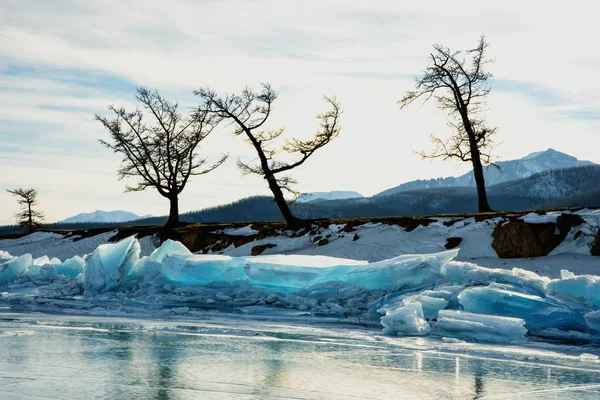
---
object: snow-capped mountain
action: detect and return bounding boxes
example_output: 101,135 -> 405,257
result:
58,210 -> 152,224
294,191 -> 364,203
376,148 -> 595,197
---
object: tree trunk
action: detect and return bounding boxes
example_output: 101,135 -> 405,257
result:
27,202 -> 33,234
165,195 -> 180,228
469,147 -> 493,213
459,110 -> 493,213
265,175 -> 303,228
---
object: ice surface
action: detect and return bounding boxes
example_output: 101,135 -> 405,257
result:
0,254 -> 32,283
83,236 -> 140,293
380,302 -> 431,336
435,310 -> 528,343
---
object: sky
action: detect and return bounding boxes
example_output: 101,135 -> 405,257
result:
1,0 -> 599,224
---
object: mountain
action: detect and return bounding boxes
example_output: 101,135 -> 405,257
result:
58,210 -> 153,224
376,148 -> 595,196
489,165 -> 600,201
294,191 -> 364,203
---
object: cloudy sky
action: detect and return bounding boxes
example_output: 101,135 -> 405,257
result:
1,0 -> 599,224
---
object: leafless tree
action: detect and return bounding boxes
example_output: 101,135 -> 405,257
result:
195,84 -> 341,227
96,87 -> 227,228
400,36 -> 497,212
7,188 -> 44,233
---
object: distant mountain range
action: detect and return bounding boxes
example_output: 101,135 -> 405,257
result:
295,191 -> 364,203
376,148 -> 594,197
58,210 -> 152,224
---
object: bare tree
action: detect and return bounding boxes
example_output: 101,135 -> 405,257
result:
7,188 -> 44,233
96,87 -> 227,228
400,36 -> 496,212
195,84 -> 341,227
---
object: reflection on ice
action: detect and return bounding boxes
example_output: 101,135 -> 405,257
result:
1,314 -> 600,400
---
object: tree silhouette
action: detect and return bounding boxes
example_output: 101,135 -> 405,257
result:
195,83 -> 341,227
96,87 -> 227,227
400,36 -> 497,212
7,188 -> 44,233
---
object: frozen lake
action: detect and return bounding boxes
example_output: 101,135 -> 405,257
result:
2,312 -> 600,399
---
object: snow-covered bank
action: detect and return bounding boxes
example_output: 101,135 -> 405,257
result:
1,209 -> 599,276
2,234 -> 600,345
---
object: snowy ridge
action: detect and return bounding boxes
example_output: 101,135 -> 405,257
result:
58,210 -> 153,224
295,191 -> 364,203
2,231 -> 600,344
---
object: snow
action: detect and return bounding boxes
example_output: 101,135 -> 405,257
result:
220,225 -> 259,236
0,231 -> 118,259
519,211 -> 563,224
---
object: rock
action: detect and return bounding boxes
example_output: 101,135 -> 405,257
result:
251,243 -> 277,256
492,213 -> 587,258
445,237 -> 462,250
556,213 -> 585,236
353,234 -> 359,242
592,231 -> 600,256
317,238 -> 329,246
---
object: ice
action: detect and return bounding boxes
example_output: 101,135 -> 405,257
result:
435,310 -> 528,343
545,275 -> 600,308
5,235 -> 600,345
131,240 -> 192,283
134,245 -> 455,294
458,284 -> 584,330
33,255 -> 50,266
584,311 -> 600,331
379,290 -> 452,321
443,261 -> 550,294
0,254 -> 32,283
530,329 -> 591,343
381,302 -> 431,336
55,256 -> 85,278
83,236 -> 140,293
152,253 -> 243,287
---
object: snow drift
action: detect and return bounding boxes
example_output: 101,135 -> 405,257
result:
2,236 -> 600,344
